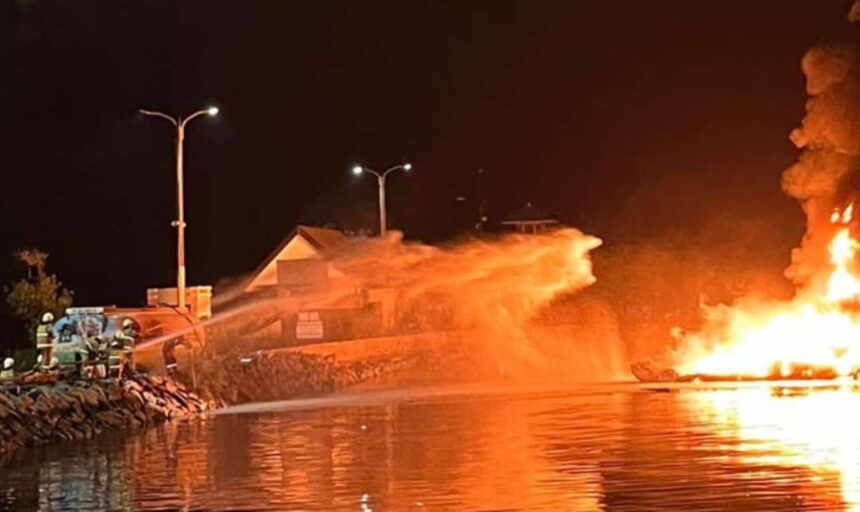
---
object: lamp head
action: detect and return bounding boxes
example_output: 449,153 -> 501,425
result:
207,106 -> 219,116
403,163 -> 413,171
352,165 -> 363,176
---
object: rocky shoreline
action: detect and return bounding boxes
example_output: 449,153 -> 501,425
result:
187,338 -> 485,406
0,375 -> 207,454
0,337 -> 481,456
187,350 -> 416,405
0,350 -> 431,456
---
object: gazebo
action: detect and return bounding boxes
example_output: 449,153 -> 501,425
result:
500,203 -> 561,234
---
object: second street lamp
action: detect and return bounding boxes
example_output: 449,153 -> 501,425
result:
352,163 -> 412,237
139,106 -> 218,311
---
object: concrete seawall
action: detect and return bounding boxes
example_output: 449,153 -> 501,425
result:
281,331 -> 465,362
0,376 -> 206,454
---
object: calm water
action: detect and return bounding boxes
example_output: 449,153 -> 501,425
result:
2,382 -> 860,511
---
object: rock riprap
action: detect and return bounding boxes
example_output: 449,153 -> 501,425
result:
0,375 -> 206,454
188,339 -> 483,406
189,350 -> 403,405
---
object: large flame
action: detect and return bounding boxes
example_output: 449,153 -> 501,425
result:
676,204 -> 860,378
827,204 -> 860,301
667,2 -> 860,380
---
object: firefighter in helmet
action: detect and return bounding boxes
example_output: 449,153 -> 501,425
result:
110,318 -> 138,379
0,358 -> 14,380
35,312 -> 55,369
162,336 -> 190,376
79,315 -> 105,379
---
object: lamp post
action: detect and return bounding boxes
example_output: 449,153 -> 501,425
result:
139,106 -> 218,310
352,163 -> 412,237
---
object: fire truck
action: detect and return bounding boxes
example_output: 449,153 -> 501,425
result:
49,287 -> 211,373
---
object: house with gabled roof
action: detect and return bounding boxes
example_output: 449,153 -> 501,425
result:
237,225 -> 394,344
244,225 -> 348,293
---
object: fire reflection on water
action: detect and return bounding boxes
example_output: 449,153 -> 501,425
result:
3,385 -> 860,510
690,385 -> 860,511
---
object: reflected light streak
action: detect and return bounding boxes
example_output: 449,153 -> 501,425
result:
691,387 -> 860,510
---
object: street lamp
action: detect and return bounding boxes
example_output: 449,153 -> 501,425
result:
139,106 -> 218,311
352,162 -> 412,237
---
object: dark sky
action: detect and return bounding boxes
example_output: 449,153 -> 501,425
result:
0,0 -> 856,307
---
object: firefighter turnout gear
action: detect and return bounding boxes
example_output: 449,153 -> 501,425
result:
36,321 -> 53,348
162,337 -> 188,375
0,358 -> 13,380
35,314 -> 55,368
110,319 -> 138,378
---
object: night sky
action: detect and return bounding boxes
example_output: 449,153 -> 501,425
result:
0,0 -> 856,309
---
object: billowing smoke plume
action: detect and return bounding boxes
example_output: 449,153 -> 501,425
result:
782,34 -> 860,289
665,3 -> 860,375
850,1 -> 860,23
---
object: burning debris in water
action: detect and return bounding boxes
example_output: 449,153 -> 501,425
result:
672,202 -> 860,378
661,3 -> 860,380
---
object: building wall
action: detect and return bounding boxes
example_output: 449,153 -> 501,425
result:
245,235 -> 346,292
293,304 -> 385,343
246,236 -> 320,292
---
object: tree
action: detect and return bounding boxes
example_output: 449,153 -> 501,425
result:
16,249 -> 48,281
5,249 -> 73,341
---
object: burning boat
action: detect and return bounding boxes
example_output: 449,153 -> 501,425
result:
633,203 -> 860,383
631,360 -> 844,383
633,23 -> 860,383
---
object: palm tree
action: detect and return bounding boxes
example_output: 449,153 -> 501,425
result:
15,248 -> 48,280
5,248 -> 73,341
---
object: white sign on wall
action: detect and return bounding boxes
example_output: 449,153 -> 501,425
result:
296,311 -> 324,340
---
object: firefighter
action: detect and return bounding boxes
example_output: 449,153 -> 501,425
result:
94,333 -> 109,379
108,339 -> 123,378
110,319 -> 138,379
80,316 -> 105,379
0,358 -> 14,380
35,312 -> 55,369
162,337 -> 188,376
